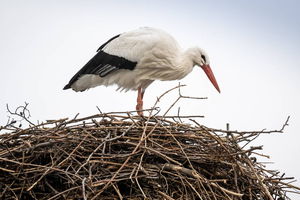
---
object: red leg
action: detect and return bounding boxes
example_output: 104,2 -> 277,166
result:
136,87 -> 145,116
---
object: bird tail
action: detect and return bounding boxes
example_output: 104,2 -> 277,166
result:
63,83 -> 71,90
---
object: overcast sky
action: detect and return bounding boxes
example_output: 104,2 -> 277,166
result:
1,0 -> 299,197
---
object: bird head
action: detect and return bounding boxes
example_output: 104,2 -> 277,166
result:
193,48 -> 221,93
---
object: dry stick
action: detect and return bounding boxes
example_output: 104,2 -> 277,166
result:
183,177 -> 204,200
279,116 -> 290,132
129,164 -> 137,185
135,151 -> 146,198
157,121 -> 194,167
92,127 -> 146,195
6,103 -> 35,126
241,131 -> 264,149
163,163 -> 243,197
0,166 -> 15,173
27,167 -> 52,191
111,183 -> 123,200
233,166 -> 241,197
27,143 -> 82,191
196,179 -> 215,200
44,179 -> 60,196
271,180 -> 300,191
157,115 -> 205,118
245,159 -> 274,200
0,143 -> 27,157
190,119 -> 246,177
155,116 -> 218,199
163,83 -> 207,116
82,177 -> 87,200
57,134 -> 89,167
76,124 -> 134,174
0,156 -> 82,180
48,186 -> 81,200
141,145 -> 182,166
91,174 -> 153,187
251,151 -> 270,159
1,87 -> 296,199
59,108 -> 159,127
157,191 -> 176,200
152,84 -> 208,177
176,107 -> 183,124
204,116 -> 290,136
177,175 -> 189,199
7,184 -> 18,199
90,85 -> 184,199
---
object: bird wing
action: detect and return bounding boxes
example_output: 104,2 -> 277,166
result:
63,27 -> 173,90
96,34 -> 120,52
63,34 -> 138,90
101,27 -> 167,62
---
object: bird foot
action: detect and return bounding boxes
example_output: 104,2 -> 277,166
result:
136,87 -> 145,117
136,102 -> 144,117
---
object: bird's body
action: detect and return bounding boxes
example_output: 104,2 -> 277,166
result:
64,27 -> 220,115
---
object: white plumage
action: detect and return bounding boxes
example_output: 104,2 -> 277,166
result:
64,27 -> 220,116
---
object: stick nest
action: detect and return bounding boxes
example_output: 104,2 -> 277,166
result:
0,111 -> 298,200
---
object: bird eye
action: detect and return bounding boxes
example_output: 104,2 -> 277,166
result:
201,55 -> 206,62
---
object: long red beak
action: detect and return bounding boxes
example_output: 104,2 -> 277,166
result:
201,64 -> 221,93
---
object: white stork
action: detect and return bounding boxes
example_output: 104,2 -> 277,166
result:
63,27 -> 220,116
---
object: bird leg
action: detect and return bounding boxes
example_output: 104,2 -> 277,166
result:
136,87 -> 145,116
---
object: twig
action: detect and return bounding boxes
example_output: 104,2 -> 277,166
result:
0,86 -> 297,200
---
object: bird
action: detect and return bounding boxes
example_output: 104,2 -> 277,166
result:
63,27 -> 220,116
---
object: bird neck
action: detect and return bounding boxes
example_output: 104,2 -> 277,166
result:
165,48 -> 196,80
180,47 -> 198,69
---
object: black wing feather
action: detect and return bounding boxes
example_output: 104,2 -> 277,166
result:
63,34 -> 138,90
63,50 -> 137,90
96,34 -> 120,52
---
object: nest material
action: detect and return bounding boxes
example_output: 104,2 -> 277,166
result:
0,112 -> 298,200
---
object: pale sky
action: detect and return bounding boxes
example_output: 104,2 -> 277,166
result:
1,0 -> 299,197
